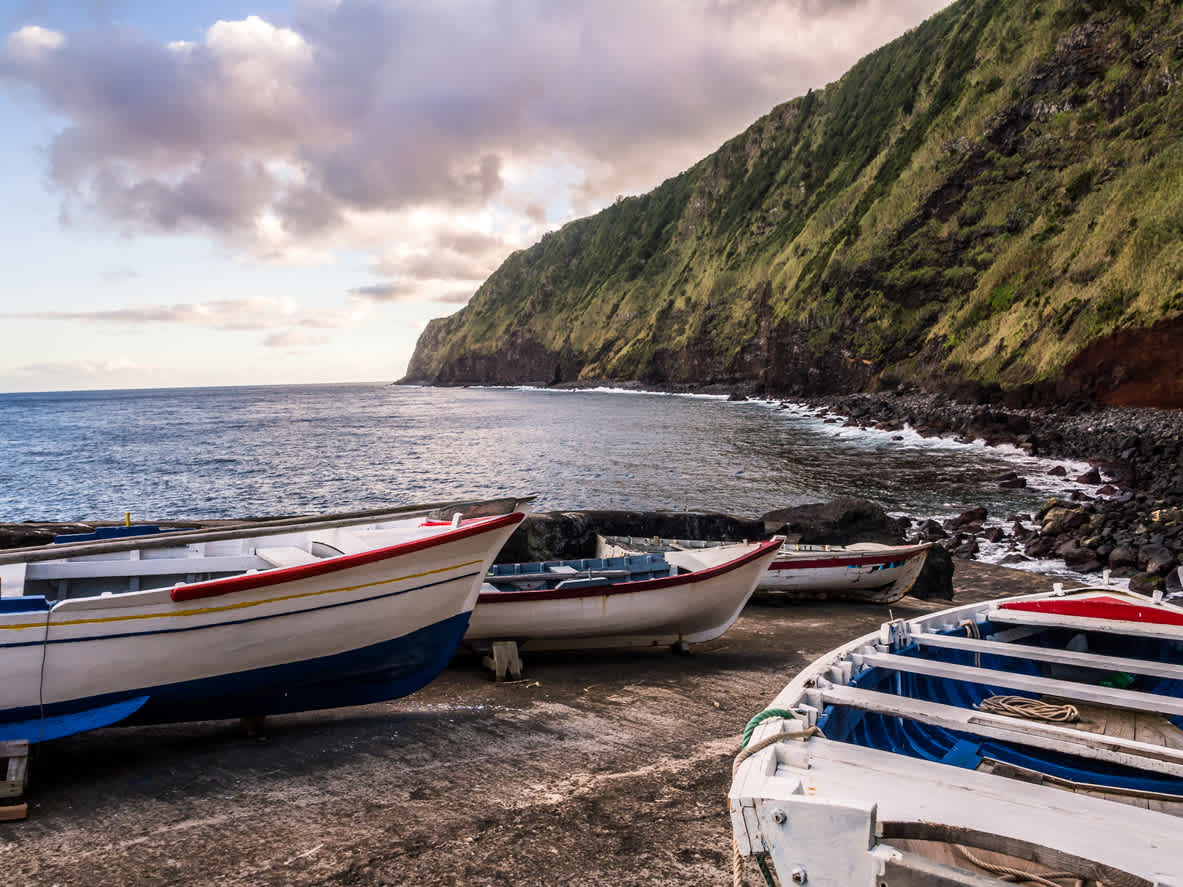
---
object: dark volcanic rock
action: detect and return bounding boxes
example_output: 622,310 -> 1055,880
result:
496,510 -> 767,563
760,498 -> 903,545
946,507 -> 988,530
910,545 -> 955,601
1139,542 -> 1177,575
0,522 -> 105,550
917,519 -> 948,541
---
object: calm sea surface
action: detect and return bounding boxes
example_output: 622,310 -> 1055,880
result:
0,384 -> 1094,543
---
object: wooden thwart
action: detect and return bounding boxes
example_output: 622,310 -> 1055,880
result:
855,650 -> 1183,717
909,630 -> 1183,681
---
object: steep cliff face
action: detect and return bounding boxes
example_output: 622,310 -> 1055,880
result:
404,0 -> 1183,407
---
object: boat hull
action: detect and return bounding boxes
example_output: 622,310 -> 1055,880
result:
729,585 -> 1183,885
757,543 -> 929,602
597,536 -> 930,603
0,512 -> 524,739
465,540 -> 781,651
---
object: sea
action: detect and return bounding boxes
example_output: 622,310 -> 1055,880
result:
0,382 -> 1101,579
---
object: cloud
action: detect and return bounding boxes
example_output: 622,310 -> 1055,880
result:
1,1 -> 952,259
2,296 -> 312,330
1,0 -> 952,345
16,357 -> 138,378
348,281 -> 419,303
263,329 -> 330,348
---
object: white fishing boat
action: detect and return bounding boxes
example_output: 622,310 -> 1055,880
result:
597,535 -> 930,603
465,539 -> 782,652
728,581 -> 1183,886
0,502 -> 527,743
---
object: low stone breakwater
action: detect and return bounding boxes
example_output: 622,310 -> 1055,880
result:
808,391 -> 1183,591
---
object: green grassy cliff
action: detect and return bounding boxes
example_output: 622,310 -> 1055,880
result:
404,0 -> 1183,407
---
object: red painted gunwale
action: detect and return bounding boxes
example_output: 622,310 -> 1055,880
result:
170,511 -> 525,603
477,538 -> 781,605
999,593 -> 1183,627
767,546 -> 927,572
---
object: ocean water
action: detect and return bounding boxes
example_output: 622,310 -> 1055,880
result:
0,383 -> 1100,573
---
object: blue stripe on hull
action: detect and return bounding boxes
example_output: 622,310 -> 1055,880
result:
2,611 -> 472,740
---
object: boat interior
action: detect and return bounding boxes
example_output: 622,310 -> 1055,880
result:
0,520 -> 460,602
485,554 -> 675,591
818,619 -> 1183,803
802,599 -> 1183,883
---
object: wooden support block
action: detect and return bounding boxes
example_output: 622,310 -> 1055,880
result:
0,802 -> 27,822
481,641 -> 523,682
1,740 -> 28,800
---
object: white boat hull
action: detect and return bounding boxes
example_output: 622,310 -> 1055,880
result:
597,536 -> 930,603
0,510 -> 525,740
465,540 -> 781,651
729,584 -> 1183,885
757,542 -> 930,602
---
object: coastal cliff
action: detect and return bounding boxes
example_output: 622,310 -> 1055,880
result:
404,0 -> 1183,407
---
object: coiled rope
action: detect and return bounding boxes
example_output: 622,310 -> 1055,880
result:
955,844 -> 1095,886
976,695 -> 1080,723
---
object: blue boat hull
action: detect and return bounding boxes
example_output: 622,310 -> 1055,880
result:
1,612 -> 471,742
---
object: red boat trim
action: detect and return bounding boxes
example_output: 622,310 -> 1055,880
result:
171,512 -> 525,603
999,594 -> 1183,627
477,538 -> 781,604
767,549 -> 925,571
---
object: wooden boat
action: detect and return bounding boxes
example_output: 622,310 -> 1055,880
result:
597,535 -> 930,603
464,539 -> 782,652
0,502 -> 526,743
728,582 -> 1183,886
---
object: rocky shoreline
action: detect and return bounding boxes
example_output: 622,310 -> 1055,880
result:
799,390 -> 1183,593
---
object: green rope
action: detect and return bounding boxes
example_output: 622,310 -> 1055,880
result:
740,708 -> 797,749
754,853 -> 777,887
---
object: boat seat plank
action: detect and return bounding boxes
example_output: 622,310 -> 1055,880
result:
855,650 -> 1183,718
254,546 -> 319,568
909,630 -> 1183,681
26,555 -> 265,580
988,606 -> 1183,642
821,684 -> 1183,778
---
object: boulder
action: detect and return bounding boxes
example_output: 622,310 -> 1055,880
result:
946,507 -> 988,530
1139,542 -> 1177,576
998,476 -> 1027,489
909,544 -> 955,600
917,519 -> 948,541
1129,572 -> 1165,594
760,498 -> 903,545
497,510 -> 766,563
1107,546 -> 1138,569
1075,466 -> 1103,484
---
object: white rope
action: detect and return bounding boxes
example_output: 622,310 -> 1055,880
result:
976,695 -> 1079,723
730,726 -> 825,887
955,844 -> 1094,887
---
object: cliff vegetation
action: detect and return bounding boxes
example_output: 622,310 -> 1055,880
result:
405,0 -> 1183,407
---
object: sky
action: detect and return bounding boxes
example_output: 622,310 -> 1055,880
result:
0,0 -> 952,393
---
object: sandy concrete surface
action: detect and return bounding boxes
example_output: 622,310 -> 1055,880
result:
0,561 -> 1071,887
